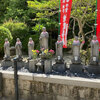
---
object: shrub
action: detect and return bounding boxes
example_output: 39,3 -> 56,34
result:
0,26 -> 13,54
3,21 -> 29,45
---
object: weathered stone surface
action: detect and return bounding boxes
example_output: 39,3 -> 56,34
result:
1,60 -> 12,67
53,63 -> 66,73
29,59 -> 37,72
87,65 -> 100,74
12,61 -> 24,68
70,64 -> 84,73
0,71 -> 100,100
44,60 -> 52,74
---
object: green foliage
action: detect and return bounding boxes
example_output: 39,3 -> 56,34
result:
0,26 -> 13,53
80,48 -> 91,65
4,0 -> 30,22
0,0 -> 97,56
32,24 -> 44,34
3,21 -> 29,45
0,0 -> 10,23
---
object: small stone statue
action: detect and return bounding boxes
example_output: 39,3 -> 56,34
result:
39,27 -> 49,50
4,38 -> 10,60
90,35 -> 99,65
55,35 -> 63,60
15,38 -> 22,60
28,37 -> 34,60
72,36 -> 81,64
53,36 -> 66,72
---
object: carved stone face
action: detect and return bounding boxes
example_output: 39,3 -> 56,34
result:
5,38 -> 8,42
93,35 -> 97,40
42,27 -> 46,32
29,38 -> 32,41
17,38 -> 20,42
58,36 -> 61,41
74,36 -> 78,41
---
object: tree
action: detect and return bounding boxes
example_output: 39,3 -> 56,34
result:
27,0 -> 96,49
0,0 -> 10,23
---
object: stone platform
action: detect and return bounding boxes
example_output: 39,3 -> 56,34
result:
0,71 -> 100,100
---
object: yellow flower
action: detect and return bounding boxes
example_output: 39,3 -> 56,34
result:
32,50 -> 36,53
44,49 -> 48,54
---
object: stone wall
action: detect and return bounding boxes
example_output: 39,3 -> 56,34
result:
0,71 -> 100,100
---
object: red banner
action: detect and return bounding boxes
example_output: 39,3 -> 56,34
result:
60,0 -> 72,48
97,0 -> 100,51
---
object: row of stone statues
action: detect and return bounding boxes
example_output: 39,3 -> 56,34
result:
3,27 -> 100,74
4,27 -> 99,64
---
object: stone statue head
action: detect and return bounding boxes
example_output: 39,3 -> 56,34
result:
74,36 -> 78,41
93,35 -> 97,40
5,38 -> 8,42
58,35 -> 61,41
29,37 -> 32,41
17,38 -> 20,42
42,27 -> 46,32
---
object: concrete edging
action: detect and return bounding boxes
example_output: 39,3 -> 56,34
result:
0,70 -> 100,89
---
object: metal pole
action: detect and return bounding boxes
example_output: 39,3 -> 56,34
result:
13,58 -> 19,100
58,0 -> 61,36
95,0 -> 98,35
0,72 -> 2,91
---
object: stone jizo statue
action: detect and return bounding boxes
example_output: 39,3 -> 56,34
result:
28,37 -> 34,60
15,38 -> 22,59
90,35 -> 99,65
56,35 -> 63,60
4,38 -> 10,60
72,36 -> 81,64
39,27 -> 49,50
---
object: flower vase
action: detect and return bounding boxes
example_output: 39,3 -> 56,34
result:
29,59 -> 37,72
44,59 -> 52,74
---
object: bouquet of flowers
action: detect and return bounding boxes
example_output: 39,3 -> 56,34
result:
32,50 -> 40,59
40,49 -> 55,59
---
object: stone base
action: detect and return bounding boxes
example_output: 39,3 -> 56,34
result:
87,65 -> 100,74
17,61 -> 24,68
53,63 -> 66,73
29,59 -> 37,72
1,60 -> 12,67
12,61 -> 24,68
44,60 -> 52,74
70,64 -> 83,73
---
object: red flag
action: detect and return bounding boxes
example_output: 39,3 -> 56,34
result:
60,0 -> 72,48
97,0 -> 100,51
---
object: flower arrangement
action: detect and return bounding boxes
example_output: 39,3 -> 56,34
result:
32,50 -> 40,59
40,49 -> 55,59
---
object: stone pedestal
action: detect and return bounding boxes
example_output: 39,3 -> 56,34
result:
12,61 -> 24,68
87,65 -> 100,74
70,64 -> 83,73
17,61 -> 24,68
1,60 -> 12,67
29,59 -> 37,72
53,58 -> 66,73
44,60 -> 52,74
53,63 -> 66,73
